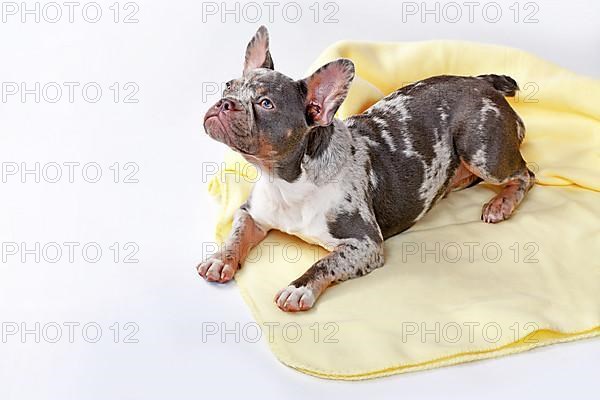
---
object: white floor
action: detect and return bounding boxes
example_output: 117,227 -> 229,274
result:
0,1 -> 598,399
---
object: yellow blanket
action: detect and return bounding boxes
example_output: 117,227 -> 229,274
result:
207,40 -> 600,379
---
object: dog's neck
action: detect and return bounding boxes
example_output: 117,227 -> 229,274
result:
265,119 -> 352,185
302,119 -> 353,185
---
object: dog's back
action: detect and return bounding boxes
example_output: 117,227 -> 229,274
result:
345,75 -> 530,238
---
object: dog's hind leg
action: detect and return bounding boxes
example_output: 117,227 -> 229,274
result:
454,94 -> 535,223
471,164 -> 535,223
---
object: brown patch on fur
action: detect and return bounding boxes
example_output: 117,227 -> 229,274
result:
255,86 -> 268,96
243,137 -> 276,172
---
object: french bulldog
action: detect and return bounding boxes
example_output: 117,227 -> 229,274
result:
199,26 -> 535,312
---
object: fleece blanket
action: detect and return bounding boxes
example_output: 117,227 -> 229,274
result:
207,40 -> 600,379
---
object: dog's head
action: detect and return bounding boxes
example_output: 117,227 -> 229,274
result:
204,26 -> 355,168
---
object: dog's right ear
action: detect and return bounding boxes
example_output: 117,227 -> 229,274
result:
243,26 -> 274,75
301,59 -> 355,127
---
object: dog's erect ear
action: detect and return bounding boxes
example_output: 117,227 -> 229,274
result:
243,26 -> 274,75
302,59 -> 355,126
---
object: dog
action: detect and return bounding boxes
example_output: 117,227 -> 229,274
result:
199,26 -> 535,312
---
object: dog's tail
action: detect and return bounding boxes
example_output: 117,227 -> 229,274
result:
477,74 -> 519,97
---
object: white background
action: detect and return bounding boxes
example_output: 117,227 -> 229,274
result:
0,0 -> 598,399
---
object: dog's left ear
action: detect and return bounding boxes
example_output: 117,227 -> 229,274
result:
302,59 -> 355,126
243,26 -> 274,75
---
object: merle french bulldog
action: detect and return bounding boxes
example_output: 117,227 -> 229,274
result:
199,26 -> 535,312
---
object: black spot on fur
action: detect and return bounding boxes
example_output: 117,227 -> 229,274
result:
239,201 -> 251,212
273,152 -> 304,183
328,210 -> 381,243
305,125 -> 334,160
477,74 -> 519,97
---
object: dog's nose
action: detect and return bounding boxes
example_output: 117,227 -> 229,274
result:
216,98 -> 238,113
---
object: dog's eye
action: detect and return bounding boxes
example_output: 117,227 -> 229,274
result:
225,81 -> 232,91
259,98 -> 274,109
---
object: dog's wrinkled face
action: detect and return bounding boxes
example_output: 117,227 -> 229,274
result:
204,26 -> 355,168
204,68 -> 307,162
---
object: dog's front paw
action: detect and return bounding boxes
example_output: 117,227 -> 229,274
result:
197,253 -> 239,283
274,285 -> 316,312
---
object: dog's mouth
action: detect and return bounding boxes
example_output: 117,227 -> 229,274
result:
204,115 -> 256,157
203,114 -> 223,132
203,115 -> 226,142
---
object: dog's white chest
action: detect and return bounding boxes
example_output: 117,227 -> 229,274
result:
249,174 -> 341,250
